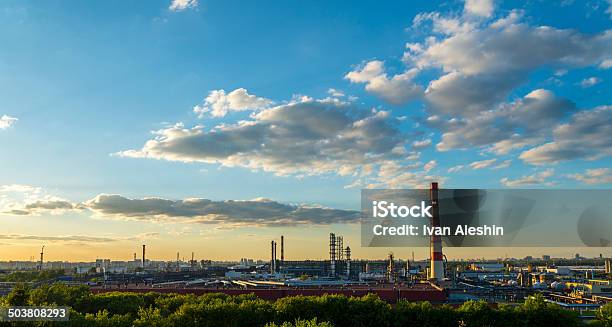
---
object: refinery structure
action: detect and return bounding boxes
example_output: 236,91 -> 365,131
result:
1,183 -> 611,313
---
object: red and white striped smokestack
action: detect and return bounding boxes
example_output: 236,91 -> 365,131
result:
429,182 -> 444,281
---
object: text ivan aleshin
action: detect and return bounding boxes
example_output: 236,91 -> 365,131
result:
371,200 -> 504,236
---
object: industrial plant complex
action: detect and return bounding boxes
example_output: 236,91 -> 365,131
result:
1,183 -> 611,321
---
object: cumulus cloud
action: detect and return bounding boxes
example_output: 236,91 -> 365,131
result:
403,7 -> 609,162
433,89 -> 575,153
464,0 -> 495,18
84,194 -> 359,227
579,76 -> 601,88
345,61 -> 422,104
169,0 -> 198,11
0,184 -> 75,216
500,169 -> 555,187
407,16 -> 610,117
568,168 -> 612,185
409,13 -> 610,76
520,105 -> 612,165
361,160 -> 445,189
0,183 -> 363,227
193,88 -> 273,118
5,200 -> 75,216
119,98 -> 417,184
0,115 -> 18,129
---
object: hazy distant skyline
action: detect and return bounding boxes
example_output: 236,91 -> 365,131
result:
1,0 -> 611,261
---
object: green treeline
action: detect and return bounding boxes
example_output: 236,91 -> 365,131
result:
0,270 -> 66,283
1,283 -> 611,326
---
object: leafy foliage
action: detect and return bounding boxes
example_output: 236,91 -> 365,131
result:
0,270 -> 65,283
0,284 -> 602,326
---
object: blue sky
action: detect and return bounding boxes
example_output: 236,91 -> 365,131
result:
0,0 -> 611,260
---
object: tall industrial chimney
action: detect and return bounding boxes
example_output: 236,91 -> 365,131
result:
329,233 -> 336,277
142,245 -> 146,269
270,240 -> 275,274
429,182 -> 444,281
280,235 -> 284,266
273,240 -> 277,273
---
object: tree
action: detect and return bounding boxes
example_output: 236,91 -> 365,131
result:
597,302 -> 612,326
29,283 -> 90,306
5,283 -> 30,306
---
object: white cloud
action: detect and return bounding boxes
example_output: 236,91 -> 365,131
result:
327,88 -> 345,97
0,185 -> 74,216
447,165 -> 464,173
412,138 -> 432,149
423,160 -> 437,172
193,88 -> 273,118
5,200 -> 75,216
469,158 -> 497,169
500,169 -> 555,187
382,7 -> 610,141
0,184 -> 362,227
464,0 -> 495,18
345,61 -> 422,105
433,89 -> 576,153
340,5 -> 611,175
408,20 -> 610,117
169,0 -> 198,11
84,194 -> 359,227
364,159 -> 444,188
579,76 -> 601,88
568,168 -> 612,185
520,105 -> 612,165
408,15 -> 610,78
0,115 -> 17,129
412,12 -> 475,36
119,98 -> 418,185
